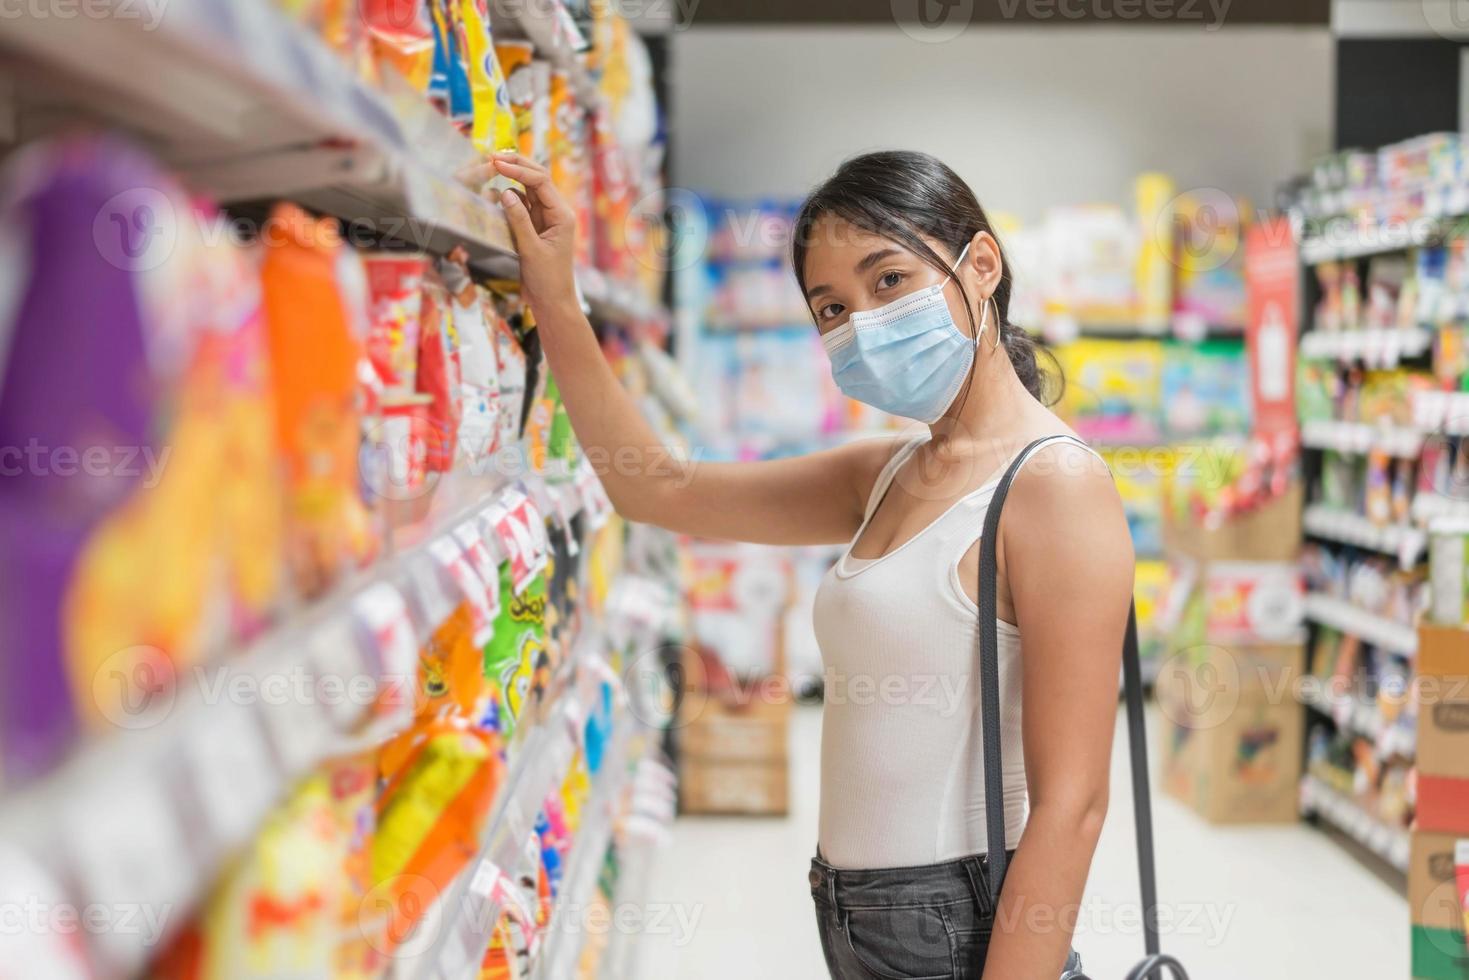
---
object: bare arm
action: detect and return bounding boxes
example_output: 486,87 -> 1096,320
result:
981,444 -> 1134,979
492,153 -> 891,545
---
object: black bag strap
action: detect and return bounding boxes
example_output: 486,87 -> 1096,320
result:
978,435 -> 1161,960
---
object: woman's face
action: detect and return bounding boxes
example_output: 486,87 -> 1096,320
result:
801,213 -> 997,337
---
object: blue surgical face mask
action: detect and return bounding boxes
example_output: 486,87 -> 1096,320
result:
820,243 -> 990,423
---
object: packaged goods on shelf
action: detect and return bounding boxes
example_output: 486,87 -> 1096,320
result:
1006,173 -> 1249,338
1295,132 -> 1469,226
0,2 -> 685,973
1054,338 -> 1165,445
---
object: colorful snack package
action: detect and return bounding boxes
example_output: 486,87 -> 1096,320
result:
261,204 -> 376,596
492,303 -> 529,449
481,563 -> 547,742
415,276 -> 463,474
361,0 -> 436,90
154,773 -> 353,979
378,600 -> 490,779
429,0 -> 473,131
459,0 -> 517,157
494,40 -> 537,158
370,719 -> 505,954
0,142 -> 143,777
548,69 -> 573,192
441,257 -> 501,464
363,253 -> 428,394
529,59 -> 553,168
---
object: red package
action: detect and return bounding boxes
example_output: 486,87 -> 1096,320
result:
415,279 -> 462,473
363,253 -> 428,392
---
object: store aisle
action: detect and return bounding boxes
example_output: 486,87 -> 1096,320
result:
638,704 -> 1407,979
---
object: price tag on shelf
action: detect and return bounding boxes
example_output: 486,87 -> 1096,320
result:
352,583 -> 419,723
63,768 -> 192,965
469,857 -> 505,899
551,483 -> 581,558
430,534 -> 495,645
406,550 -> 455,630
181,699 -> 278,847
270,618 -> 365,767
525,477 -> 563,531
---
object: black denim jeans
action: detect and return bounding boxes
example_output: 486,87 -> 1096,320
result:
810,851 -> 1083,980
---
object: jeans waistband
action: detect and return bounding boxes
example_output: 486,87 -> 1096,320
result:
808,851 -> 1012,912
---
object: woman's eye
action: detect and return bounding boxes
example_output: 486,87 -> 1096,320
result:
818,303 -> 844,321
879,271 -> 904,289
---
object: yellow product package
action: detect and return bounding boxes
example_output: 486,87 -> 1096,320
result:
495,39 -> 537,159
460,0 -> 517,156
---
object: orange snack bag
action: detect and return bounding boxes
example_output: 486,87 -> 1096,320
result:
259,204 -> 376,596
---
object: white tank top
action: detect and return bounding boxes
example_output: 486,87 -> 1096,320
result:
812,433 -> 1104,870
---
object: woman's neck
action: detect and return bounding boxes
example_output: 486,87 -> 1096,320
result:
928,344 -> 1038,452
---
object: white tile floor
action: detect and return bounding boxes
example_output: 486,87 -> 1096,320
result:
636,704 -> 1407,979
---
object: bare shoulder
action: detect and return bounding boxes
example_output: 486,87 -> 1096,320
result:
1004,439 -> 1134,574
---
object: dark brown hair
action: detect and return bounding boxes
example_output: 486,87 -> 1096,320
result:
791,150 -> 1061,404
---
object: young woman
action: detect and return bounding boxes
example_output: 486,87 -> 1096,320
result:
491,148 -> 1134,980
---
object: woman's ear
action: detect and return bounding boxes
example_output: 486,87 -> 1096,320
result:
965,231 -> 1004,299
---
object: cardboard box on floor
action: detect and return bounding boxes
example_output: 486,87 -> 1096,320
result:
677,645 -> 791,816
1418,625 -> 1469,839
1155,642 -> 1306,824
1410,829 -> 1469,980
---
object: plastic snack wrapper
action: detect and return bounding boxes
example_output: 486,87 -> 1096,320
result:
370,719 -> 505,954
260,203 -> 377,597
459,0 -> 517,157
441,256 -> 502,464
495,40 -> 537,159
361,0 -> 435,91
481,560 -> 549,742
415,275 -> 463,474
151,771 -> 357,979
0,137 -> 287,783
363,253 -> 428,394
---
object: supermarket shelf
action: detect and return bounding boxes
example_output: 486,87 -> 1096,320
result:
0,0 -> 517,275
1299,774 -> 1410,873
1412,491 -> 1469,526
528,728 -> 633,980
1411,389 -> 1469,438
1299,419 -> 1425,458
1299,686 -> 1416,758
1299,219 -> 1441,264
1302,593 -> 1418,658
1300,687 -> 1384,740
403,647 -> 611,980
1301,504 -> 1427,566
579,267 -> 671,330
0,473 -> 583,979
1299,327 -> 1434,364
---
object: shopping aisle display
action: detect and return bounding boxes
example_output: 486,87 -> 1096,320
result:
1286,130 -> 1469,977
1004,174 -> 1258,675
0,2 -> 685,978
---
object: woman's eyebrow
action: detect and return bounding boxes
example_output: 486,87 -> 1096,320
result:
805,282 -> 833,301
854,247 -> 902,273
